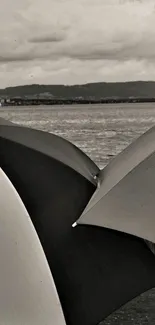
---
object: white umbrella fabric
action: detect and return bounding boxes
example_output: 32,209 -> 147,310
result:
0,167 -> 66,325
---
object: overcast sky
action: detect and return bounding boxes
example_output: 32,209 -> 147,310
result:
0,0 -> 155,87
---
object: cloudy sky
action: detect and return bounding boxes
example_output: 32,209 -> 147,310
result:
1,0 -> 155,87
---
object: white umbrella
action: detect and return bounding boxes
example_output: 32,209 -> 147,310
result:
0,167 -> 66,325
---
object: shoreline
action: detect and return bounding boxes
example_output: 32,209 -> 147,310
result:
2,98 -> 155,106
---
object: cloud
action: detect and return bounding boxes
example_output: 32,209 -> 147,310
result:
0,0 -> 155,87
29,34 -> 65,44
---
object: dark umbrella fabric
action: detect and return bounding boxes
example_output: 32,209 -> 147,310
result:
0,121 -> 99,184
1,118 -> 155,325
0,117 -> 13,126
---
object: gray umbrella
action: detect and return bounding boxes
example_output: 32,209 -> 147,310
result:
0,117 -> 13,126
77,125 -> 155,244
0,119 -> 98,184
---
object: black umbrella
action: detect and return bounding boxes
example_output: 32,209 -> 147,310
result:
1,118 -> 155,325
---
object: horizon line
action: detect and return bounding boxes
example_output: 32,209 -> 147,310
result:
1,80 -> 155,90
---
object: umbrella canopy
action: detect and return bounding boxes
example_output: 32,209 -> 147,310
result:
0,120 -> 98,184
1,118 -> 155,325
77,125 -> 155,243
0,117 -> 13,126
0,167 -> 66,325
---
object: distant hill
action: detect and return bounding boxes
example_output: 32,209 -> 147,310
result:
1,81 -> 155,99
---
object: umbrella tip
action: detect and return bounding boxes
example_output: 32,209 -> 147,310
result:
72,222 -> 77,228
93,173 -> 101,188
